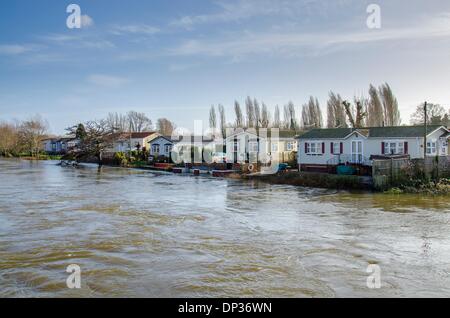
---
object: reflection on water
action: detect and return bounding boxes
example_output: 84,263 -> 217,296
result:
0,159 -> 449,297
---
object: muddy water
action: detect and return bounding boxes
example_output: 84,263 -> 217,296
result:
0,159 -> 450,297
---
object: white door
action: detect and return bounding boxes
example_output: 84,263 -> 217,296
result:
351,141 -> 363,164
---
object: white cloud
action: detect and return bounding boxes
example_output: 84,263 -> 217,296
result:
168,63 -> 199,72
40,33 -> 114,49
170,12 -> 450,59
110,24 -> 160,35
87,74 -> 130,88
170,0 -> 353,29
81,15 -> 94,28
0,44 -> 33,55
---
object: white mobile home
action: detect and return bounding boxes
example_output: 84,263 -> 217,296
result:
296,125 -> 449,172
224,129 -> 298,164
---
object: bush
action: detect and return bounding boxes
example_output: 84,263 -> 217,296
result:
113,152 -> 128,166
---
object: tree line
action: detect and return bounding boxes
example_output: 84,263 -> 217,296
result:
208,83 -> 448,132
0,111 -> 176,158
1,84 -> 448,160
0,115 -> 49,157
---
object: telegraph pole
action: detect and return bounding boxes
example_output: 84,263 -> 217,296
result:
424,101 -> 428,160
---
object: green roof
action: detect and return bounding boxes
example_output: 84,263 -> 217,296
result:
298,128 -> 353,139
368,125 -> 443,138
297,125 -> 445,139
266,130 -> 298,138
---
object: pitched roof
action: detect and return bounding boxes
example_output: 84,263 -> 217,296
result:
296,125 -> 446,139
172,136 -> 214,143
298,128 -> 354,139
226,129 -> 297,139
149,135 -> 173,144
112,131 -> 157,141
368,125 -> 443,138
130,132 -> 157,138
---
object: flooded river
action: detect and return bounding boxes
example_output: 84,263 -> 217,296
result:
1,159 -> 450,297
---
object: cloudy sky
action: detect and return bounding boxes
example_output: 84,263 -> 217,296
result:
0,0 -> 449,134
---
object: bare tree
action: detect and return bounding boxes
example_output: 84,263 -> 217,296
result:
0,121 -> 20,156
67,120 -> 113,166
106,111 -> 152,132
218,104 -> 226,138
343,97 -> 367,128
287,101 -> 298,131
273,105 -> 281,128
302,97 -> 323,128
209,105 -> 217,129
18,115 -> 49,157
254,99 -> 261,129
283,104 -> 291,129
326,92 -> 347,128
234,101 -> 244,128
410,103 -> 447,125
106,112 -> 129,132
245,96 -> 255,128
379,83 -> 401,126
156,118 -> 175,136
366,85 -> 384,127
260,103 -> 270,128
127,111 -> 152,132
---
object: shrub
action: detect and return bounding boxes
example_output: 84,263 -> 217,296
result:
113,152 -> 128,166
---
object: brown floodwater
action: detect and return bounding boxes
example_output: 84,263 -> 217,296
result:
0,159 -> 450,297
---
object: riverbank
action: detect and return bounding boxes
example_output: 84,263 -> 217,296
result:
59,159 -> 450,194
238,171 -> 373,191
0,154 -> 62,161
384,178 -> 450,195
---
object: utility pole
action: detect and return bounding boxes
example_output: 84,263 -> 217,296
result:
129,120 -> 132,160
424,101 -> 428,160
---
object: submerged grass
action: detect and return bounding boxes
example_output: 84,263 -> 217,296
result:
242,171 -> 368,190
385,178 -> 450,195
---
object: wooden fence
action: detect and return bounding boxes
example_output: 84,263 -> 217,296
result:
372,156 -> 450,190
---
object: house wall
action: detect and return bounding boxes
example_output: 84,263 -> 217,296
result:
297,138 -> 347,166
43,139 -> 68,154
43,141 -> 53,152
297,128 -> 449,168
225,132 -> 268,163
150,138 -> 173,157
110,134 -> 159,153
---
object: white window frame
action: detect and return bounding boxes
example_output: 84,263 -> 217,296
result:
306,142 -> 322,155
286,141 -> 295,151
332,142 -> 340,155
351,140 -> 363,164
440,138 -> 448,155
271,142 -> 279,152
152,144 -> 160,154
165,144 -> 172,154
249,141 -> 259,152
427,141 -> 437,155
384,141 -> 405,155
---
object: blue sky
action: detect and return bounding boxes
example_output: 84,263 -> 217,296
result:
1,0 -> 450,134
